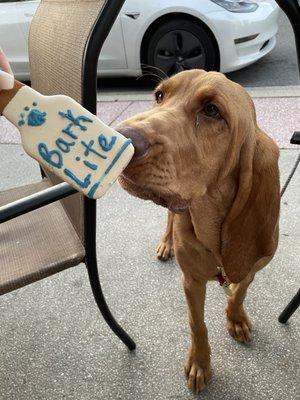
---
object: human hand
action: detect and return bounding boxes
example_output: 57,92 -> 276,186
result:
0,47 -> 14,90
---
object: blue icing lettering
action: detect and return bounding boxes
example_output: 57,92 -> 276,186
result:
64,169 -> 92,189
58,110 -> 93,131
38,143 -> 63,169
87,181 -> 102,198
27,109 -> 47,126
55,138 -> 75,153
98,134 -> 117,152
62,124 -> 78,140
104,139 -> 132,176
86,139 -> 132,199
83,160 -> 98,171
81,139 -> 107,159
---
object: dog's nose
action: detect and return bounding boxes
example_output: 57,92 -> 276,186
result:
118,127 -> 150,158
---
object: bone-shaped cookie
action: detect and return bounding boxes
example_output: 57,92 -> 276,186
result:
0,71 -> 134,199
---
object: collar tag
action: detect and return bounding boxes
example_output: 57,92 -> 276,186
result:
217,266 -> 232,296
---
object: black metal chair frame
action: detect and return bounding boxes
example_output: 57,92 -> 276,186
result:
276,0 -> 300,324
0,0 -> 136,350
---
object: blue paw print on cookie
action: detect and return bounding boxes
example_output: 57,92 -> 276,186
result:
18,102 -> 47,127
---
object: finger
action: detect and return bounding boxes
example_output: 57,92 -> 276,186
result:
0,70 -> 14,91
0,48 -> 13,76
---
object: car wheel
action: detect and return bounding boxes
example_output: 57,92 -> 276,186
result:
144,18 -> 218,77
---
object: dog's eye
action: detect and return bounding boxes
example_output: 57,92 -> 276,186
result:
203,103 -> 220,118
155,90 -> 164,104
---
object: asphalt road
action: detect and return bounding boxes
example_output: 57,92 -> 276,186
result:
99,10 -> 299,92
227,10 -> 299,87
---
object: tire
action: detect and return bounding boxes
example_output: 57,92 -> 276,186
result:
143,18 -> 218,78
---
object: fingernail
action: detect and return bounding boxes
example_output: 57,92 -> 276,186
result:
0,71 -> 14,90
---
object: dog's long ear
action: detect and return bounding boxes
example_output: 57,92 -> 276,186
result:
221,130 -> 280,283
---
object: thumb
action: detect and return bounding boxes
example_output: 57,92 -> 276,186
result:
0,70 -> 14,91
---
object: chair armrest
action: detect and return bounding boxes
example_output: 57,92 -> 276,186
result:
0,182 -> 76,224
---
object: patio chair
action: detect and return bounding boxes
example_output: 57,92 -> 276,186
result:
0,0 -> 135,350
275,0 -> 300,323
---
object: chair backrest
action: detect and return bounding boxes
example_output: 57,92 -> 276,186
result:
28,0 -> 125,242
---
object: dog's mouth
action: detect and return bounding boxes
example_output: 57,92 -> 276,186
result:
119,174 -> 189,214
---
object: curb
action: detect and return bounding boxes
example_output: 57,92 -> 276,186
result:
247,85 -> 300,98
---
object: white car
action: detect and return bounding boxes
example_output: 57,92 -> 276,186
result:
1,0 -> 279,80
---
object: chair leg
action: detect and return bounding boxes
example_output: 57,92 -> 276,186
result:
86,258 -> 136,350
278,289 -> 300,324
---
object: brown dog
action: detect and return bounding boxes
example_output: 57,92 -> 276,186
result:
118,70 -> 280,393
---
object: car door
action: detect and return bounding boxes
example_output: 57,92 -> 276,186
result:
0,0 -> 33,76
98,12 -> 127,71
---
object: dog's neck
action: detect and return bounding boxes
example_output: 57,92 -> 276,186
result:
187,172 -> 238,261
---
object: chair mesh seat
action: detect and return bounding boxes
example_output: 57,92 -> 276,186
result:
0,180 -> 85,295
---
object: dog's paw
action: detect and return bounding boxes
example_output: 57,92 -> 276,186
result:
226,307 -> 252,343
156,239 -> 174,261
184,358 -> 211,394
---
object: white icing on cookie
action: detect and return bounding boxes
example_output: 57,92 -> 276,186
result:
3,86 -> 134,199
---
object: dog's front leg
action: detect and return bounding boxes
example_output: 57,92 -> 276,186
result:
182,274 -> 212,393
226,272 -> 255,343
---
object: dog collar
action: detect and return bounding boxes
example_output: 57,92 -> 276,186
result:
216,266 -> 232,296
